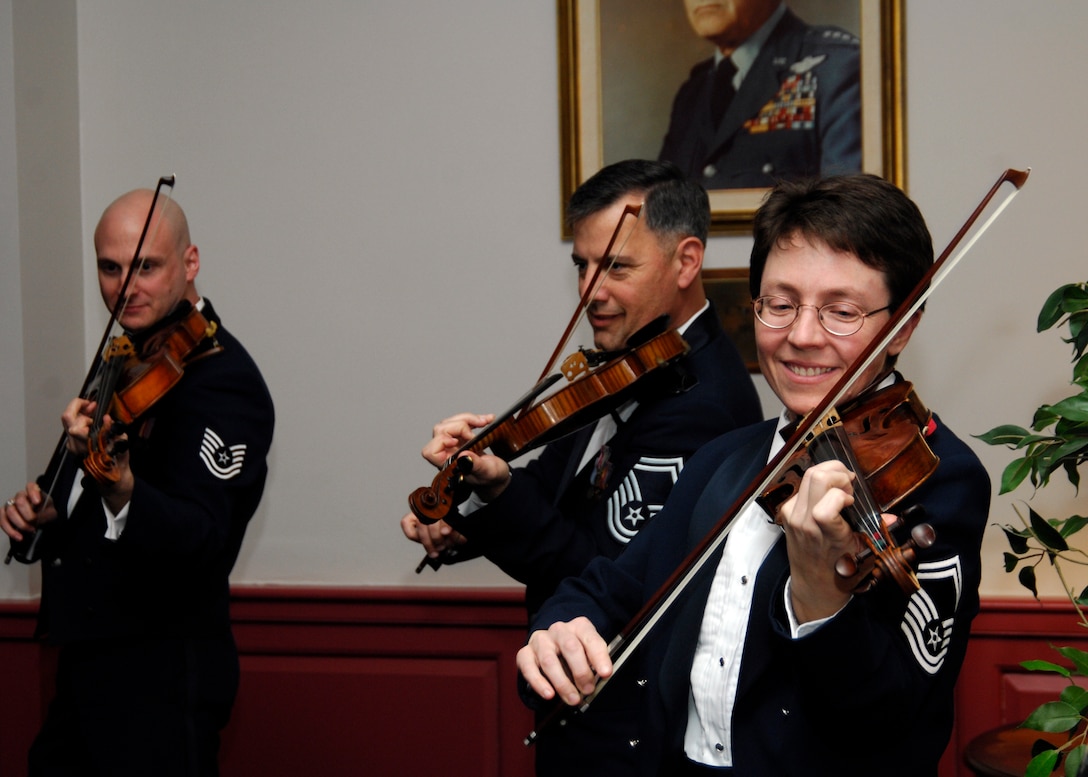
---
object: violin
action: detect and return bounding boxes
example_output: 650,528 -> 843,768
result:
4,176 -> 218,565
83,302 -> 219,485
408,323 -> 690,526
757,377 -> 938,595
525,167 -> 1032,745
408,201 -> 701,570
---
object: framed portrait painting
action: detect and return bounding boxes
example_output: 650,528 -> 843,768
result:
557,0 -> 905,236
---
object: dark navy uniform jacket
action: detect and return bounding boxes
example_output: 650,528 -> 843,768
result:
659,9 -> 861,189
32,299 -> 274,776
528,405 -> 989,777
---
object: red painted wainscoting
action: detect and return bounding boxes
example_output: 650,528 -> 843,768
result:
2,591 -> 1086,777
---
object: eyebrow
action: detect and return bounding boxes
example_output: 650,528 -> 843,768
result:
761,282 -> 866,301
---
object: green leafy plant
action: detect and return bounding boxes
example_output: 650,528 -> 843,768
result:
976,282 -> 1088,777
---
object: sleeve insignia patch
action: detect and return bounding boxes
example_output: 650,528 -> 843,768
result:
199,427 -> 247,480
901,556 -> 963,675
607,456 -> 684,543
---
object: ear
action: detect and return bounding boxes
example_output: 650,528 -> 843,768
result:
674,236 -> 704,290
183,244 -> 200,283
887,310 -> 922,357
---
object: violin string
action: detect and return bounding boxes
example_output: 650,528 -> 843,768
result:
812,425 -> 885,544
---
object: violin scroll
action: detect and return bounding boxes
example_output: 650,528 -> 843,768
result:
408,456 -> 474,525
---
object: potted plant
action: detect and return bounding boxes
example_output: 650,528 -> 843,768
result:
976,281 -> 1088,776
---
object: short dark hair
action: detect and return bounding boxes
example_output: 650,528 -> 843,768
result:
566,159 -> 710,247
749,174 -> 933,313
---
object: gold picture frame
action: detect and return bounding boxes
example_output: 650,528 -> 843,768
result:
703,268 -> 759,373
557,0 -> 905,237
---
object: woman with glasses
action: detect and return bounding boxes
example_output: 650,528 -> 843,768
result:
517,173 -> 989,777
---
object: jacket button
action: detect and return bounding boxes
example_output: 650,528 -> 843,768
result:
702,164 -> 718,179
781,707 -> 791,716
716,743 -> 724,752
628,739 -> 639,748
636,678 -> 648,687
51,558 -> 62,567
762,162 -> 774,174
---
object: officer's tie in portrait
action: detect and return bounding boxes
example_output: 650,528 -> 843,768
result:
516,170 -> 1029,777
1,180 -> 275,777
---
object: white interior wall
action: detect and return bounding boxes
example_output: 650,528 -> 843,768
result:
1,1 -> 1084,600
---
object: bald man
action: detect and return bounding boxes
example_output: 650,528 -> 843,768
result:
2,190 -> 274,776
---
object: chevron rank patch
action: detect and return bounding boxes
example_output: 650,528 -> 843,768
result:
901,556 -> 963,674
607,456 -> 684,543
199,427 -> 247,480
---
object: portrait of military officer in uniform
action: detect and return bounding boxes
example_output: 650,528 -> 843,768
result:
586,0 -> 866,196
659,0 -> 861,189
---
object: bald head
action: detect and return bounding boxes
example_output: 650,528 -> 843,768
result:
94,189 -> 200,332
95,189 -> 192,257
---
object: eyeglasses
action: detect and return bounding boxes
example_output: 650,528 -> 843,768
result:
752,295 -> 890,337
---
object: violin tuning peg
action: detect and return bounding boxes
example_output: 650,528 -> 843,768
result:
909,523 -> 936,550
834,554 -> 859,579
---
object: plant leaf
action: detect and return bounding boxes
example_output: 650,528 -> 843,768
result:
975,425 -> 1032,447
1023,700 -> 1082,731
1050,394 -> 1088,423
1075,353 -> 1088,385
1025,746 -> 1061,777
1038,284 -> 1076,332
1020,565 -> 1039,597
1004,552 -> 1021,572
1060,514 -> 1088,538
1030,507 -> 1069,552
1066,743 -> 1087,777
1003,525 -> 1031,554
1034,405 -> 1062,432
1055,646 -> 1088,677
1022,659 -> 1072,676
1000,456 -> 1036,494
1060,684 -> 1088,712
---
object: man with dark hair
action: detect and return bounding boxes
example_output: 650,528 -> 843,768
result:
401,159 -> 762,774
518,174 -> 989,776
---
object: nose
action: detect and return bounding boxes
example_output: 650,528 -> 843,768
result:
786,304 -> 827,348
581,268 -> 610,303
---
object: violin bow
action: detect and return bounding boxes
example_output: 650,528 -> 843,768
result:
5,175 -> 176,565
526,167 -> 1031,743
524,202 -> 644,409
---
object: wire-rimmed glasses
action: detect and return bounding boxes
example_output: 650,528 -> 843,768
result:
752,295 -> 890,337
